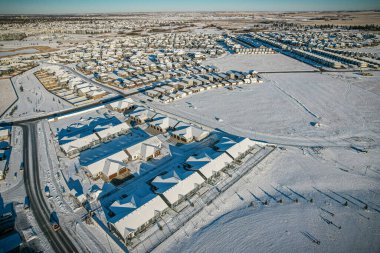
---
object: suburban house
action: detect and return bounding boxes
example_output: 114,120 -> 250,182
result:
171,123 -> 209,143
95,122 -> 130,142
106,98 -> 135,112
108,193 -> 169,242
60,133 -> 100,158
86,89 -> 108,99
83,150 -> 130,181
151,168 -> 205,207
148,114 -> 179,133
125,136 -> 162,161
225,138 -> 255,160
129,106 -> 156,124
191,152 -> 233,180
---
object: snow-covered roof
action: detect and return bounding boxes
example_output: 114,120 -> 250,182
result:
185,150 -> 214,170
159,171 -> 205,205
215,137 -> 237,151
129,106 -> 156,122
95,122 -> 130,140
225,138 -> 255,159
151,168 -> 193,194
125,136 -> 162,160
107,98 -> 134,111
149,114 -> 178,131
60,133 -> 99,154
197,153 -> 233,179
109,195 -> 138,215
110,194 -> 168,238
172,123 -> 209,141
85,150 -> 129,178
87,89 -> 107,97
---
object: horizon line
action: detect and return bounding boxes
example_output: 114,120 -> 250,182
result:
1,10 -> 379,16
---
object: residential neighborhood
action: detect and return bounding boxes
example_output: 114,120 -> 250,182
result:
0,2 -> 379,253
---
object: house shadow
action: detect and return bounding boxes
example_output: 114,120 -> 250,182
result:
66,177 -> 84,196
57,116 -> 122,144
0,193 -> 16,232
50,211 -> 59,224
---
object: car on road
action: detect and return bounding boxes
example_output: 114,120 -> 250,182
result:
45,185 -> 51,197
50,211 -> 61,232
24,196 -> 30,209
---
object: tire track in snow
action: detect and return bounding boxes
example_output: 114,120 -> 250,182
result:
269,79 -> 320,120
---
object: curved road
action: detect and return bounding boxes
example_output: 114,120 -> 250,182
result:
21,122 -> 80,253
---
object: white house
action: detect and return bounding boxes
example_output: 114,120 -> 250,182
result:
108,193 -> 169,241
106,98 -> 134,112
196,153 -> 233,180
153,169 -> 205,207
129,106 -> 156,124
225,138 -> 255,159
125,136 -> 162,161
171,123 -> 209,143
95,122 -> 130,142
60,133 -> 100,158
83,150 -> 129,181
148,114 -> 179,133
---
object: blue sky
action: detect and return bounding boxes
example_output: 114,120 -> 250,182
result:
0,0 -> 379,14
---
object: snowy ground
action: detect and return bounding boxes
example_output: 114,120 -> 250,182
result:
154,146 -> 380,253
0,48 -> 39,57
202,54 -> 318,72
0,79 -> 17,116
2,65 -> 73,119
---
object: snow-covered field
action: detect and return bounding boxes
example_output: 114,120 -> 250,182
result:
2,65 -> 73,119
202,54 -> 318,72
0,79 -> 17,116
154,146 -> 380,253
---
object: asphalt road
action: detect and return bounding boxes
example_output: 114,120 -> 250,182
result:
21,122 -> 80,253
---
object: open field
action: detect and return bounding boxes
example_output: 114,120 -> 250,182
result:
0,45 -> 57,58
203,54 -> 318,72
2,65 -> 73,119
0,78 -> 17,117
